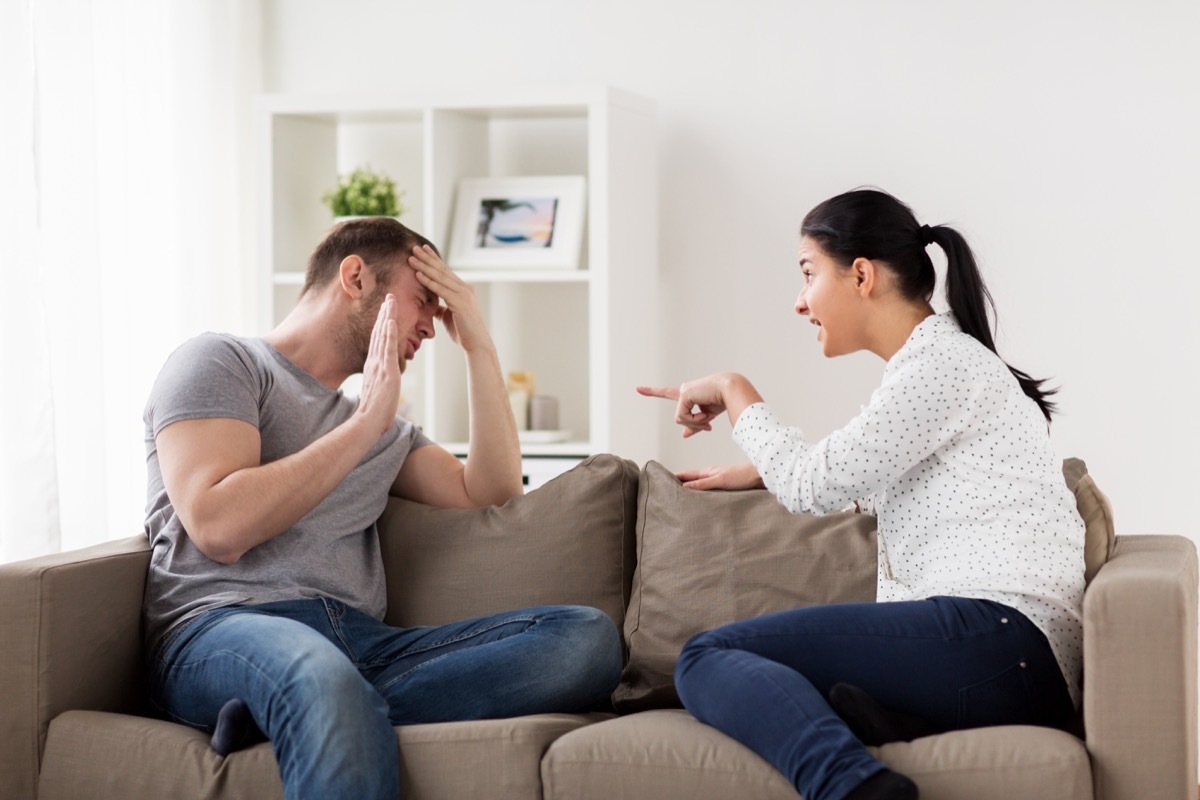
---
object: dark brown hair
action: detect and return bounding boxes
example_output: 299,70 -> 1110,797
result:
302,217 -> 438,296
802,188 -> 1058,422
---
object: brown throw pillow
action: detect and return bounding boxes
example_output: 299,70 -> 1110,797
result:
614,461 -> 878,712
376,454 -> 639,640
1062,458 -> 1116,584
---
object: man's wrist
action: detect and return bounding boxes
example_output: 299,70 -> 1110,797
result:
460,334 -> 498,359
344,406 -> 391,449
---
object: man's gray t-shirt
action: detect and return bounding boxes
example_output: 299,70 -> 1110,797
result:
142,333 -> 430,655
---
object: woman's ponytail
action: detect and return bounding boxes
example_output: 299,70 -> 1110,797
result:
925,225 -> 1058,423
802,189 -> 1059,423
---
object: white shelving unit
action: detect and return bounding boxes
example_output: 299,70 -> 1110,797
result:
257,87 -> 660,484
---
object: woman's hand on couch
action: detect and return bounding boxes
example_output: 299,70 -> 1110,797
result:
675,462 -> 764,492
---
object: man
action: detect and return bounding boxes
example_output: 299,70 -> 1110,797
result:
142,218 -> 621,799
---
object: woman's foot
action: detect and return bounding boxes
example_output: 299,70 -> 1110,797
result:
844,768 -> 919,800
828,683 -> 935,746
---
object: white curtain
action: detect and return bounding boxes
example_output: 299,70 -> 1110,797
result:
0,0 -> 261,562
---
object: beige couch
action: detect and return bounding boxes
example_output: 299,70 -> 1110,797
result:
1,455 -> 1195,800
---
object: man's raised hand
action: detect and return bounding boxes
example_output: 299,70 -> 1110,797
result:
357,293 -> 401,435
409,245 -> 491,354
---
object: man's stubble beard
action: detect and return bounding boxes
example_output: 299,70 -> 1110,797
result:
342,285 -> 408,376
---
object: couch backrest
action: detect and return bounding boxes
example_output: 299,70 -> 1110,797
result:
379,455 -> 1112,713
377,454 -> 640,645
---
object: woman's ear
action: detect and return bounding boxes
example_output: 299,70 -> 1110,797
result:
338,255 -> 368,298
851,257 -> 877,298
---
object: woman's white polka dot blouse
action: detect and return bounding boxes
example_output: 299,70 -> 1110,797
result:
732,312 -> 1086,707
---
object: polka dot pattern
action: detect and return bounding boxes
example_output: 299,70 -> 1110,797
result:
732,313 -> 1086,707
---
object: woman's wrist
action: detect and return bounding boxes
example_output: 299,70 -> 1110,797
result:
720,373 -> 764,429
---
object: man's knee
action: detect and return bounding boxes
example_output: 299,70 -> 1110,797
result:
581,608 -> 623,684
537,606 -> 622,699
563,606 -> 621,663
271,644 -> 387,723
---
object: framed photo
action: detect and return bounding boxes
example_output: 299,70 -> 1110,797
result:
449,175 -> 586,269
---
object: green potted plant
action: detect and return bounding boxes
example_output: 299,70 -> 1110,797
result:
322,166 -> 406,220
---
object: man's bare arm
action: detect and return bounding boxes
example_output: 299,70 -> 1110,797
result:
403,246 -> 523,506
390,444 -> 478,509
158,414 -> 384,564
158,294 -> 403,564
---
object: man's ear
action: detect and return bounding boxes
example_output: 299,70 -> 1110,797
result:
850,257 -> 877,298
338,255 -> 368,298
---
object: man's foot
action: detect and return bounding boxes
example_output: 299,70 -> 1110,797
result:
210,698 -> 265,756
828,683 -> 936,746
844,769 -> 919,800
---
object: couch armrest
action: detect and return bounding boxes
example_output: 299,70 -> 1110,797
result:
1084,534 -> 1198,800
0,536 -> 151,800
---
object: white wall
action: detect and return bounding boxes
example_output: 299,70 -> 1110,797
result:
260,0 -> 1199,544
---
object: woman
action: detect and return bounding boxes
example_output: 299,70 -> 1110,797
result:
639,189 -> 1084,800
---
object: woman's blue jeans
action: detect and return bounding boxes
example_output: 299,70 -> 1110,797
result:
674,596 -> 1074,800
148,598 -> 622,800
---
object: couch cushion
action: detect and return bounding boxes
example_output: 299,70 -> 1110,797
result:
542,709 -> 1092,800
1062,458 -> 1115,584
399,712 -> 612,798
543,709 -> 797,800
377,454 -> 639,637
38,711 -> 283,800
614,461 -> 877,712
38,709 -> 610,800
873,724 -> 1093,799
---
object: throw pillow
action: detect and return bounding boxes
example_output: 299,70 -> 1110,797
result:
376,454 -> 639,639
614,461 -> 878,712
1062,458 -> 1116,584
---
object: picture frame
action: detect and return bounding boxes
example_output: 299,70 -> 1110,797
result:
449,175 -> 586,269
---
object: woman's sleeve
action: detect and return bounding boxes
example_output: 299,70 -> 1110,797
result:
732,348 -> 995,515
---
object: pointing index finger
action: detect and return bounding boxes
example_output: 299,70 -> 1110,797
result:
636,385 -> 680,401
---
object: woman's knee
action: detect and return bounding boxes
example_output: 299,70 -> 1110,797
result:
674,628 -> 723,685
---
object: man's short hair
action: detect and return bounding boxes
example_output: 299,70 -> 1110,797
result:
302,217 -> 438,296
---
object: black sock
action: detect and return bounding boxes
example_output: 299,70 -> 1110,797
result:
828,683 -> 936,747
210,698 -> 265,756
844,769 -> 919,800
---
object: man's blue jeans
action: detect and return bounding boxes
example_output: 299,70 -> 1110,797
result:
147,598 -> 622,800
674,596 -> 1075,800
